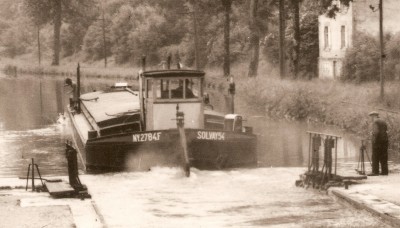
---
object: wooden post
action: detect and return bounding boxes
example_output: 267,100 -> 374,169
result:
176,105 -> 190,177
334,137 -> 338,176
39,79 -> 43,118
228,77 -> 235,113
25,164 -> 31,191
140,56 -> 146,130
308,133 -> 312,172
76,63 -> 81,113
176,54 -> 181,69
37,27 -> 41,66
141,56 -> 146,71
167,55 -> 171,70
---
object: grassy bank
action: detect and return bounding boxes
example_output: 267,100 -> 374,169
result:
236,75 -> 400,150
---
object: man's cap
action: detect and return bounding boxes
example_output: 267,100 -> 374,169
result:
64,78 -> 72,86
368,111 -> 379,117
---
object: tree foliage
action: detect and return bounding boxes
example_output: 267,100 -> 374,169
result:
23,0 -> 94,65
342,33 -> 380,82
0,1 -> 34,57
386,33 -> 400,80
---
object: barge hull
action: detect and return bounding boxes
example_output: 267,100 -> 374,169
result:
82,129 -> 257,172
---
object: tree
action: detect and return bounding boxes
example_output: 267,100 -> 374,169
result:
278,0 -> 286,78
386,33 -> 400,80
23,0 -> 94,65
291,0 -> 300,78
82,17 -> 112,61
109,4 -> 168,64
248,0 -> 259,77
298,8 -> 319,79
53,0 -> 62,65
342,33 -> 380,82
221,0 -> 232,77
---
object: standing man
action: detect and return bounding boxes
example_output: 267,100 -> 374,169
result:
369,111 -> 389,176
64,78 -> 78,111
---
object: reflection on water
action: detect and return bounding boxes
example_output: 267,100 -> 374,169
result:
0,74 -> 124,177
249,116 -> 400,172
0,74 -> 398,177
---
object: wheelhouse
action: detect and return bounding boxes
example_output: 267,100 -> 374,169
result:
140,70 -> 205,130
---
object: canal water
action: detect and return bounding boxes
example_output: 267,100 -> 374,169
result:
0,73 -> 394,227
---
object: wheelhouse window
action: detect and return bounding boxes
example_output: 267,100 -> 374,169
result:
154,78 -> 201,99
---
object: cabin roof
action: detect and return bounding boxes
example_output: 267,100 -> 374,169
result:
80,90 -> 140,123
142,70 -> 205,78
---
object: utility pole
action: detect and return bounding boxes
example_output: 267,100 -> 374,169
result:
279,0 -> 286,79
379,0 -> 384,99
101,8 -> 107,68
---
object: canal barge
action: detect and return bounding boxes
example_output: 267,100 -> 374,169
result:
67,66 -> 257,173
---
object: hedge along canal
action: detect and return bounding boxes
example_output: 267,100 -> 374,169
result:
2,62 -> 138,80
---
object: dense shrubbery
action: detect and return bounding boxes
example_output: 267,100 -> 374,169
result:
342,32 -> 400,82
386,33 -> 400,80
341,33 -> 380,82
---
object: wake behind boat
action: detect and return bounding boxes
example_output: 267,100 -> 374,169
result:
67,62 -> 257,173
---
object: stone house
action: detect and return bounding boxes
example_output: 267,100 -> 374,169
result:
318,0 -> 400,79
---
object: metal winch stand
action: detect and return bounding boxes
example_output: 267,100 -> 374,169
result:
297,132 -> 368,190
297,131 -> 340,190
25,158 -> 45,192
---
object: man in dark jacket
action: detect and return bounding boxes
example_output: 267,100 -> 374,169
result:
369,111 -> 389,176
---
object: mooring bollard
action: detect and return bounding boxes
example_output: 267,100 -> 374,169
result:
64,141 -> 91,199
66,141 -> 81,188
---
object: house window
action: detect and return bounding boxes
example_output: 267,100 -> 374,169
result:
341,25 -> 346,48
324,26 -> 329,49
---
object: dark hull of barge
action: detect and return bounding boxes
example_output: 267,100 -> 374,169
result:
69,118 -> 257,172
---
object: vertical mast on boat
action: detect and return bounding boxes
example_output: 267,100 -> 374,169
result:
139,56 -> 146,130
76,63 -> 81,113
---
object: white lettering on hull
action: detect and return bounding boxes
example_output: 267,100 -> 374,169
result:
132,132 -> 161,142
197,131 -> 225,140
